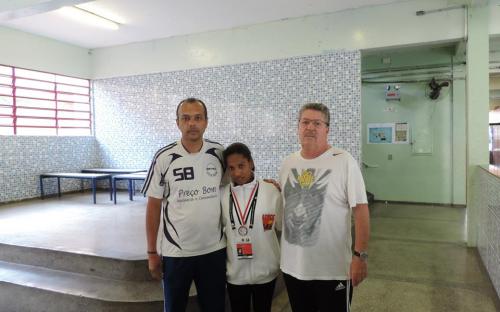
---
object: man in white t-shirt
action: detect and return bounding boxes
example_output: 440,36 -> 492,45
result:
143,98 -> 226,312
279,103 -> 370,312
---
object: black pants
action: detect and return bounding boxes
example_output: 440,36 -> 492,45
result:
226,278 -> 276,312
283,273 -> 353,312
162,248 -> 226,312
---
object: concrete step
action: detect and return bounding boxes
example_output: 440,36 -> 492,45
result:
0,243 -> 150,281
0,260 -> 164,312
0,253 -> 284,312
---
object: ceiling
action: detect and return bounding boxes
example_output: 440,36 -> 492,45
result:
0,0 -> 411,49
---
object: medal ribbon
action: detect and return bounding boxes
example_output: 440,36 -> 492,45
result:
231,182 -> 258,225
229,182 -> 259,230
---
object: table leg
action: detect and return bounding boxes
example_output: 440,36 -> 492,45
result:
40,177 -> 44,199
57,178 -> 61,197
128,179 -> 133,201
109,177 -> 113,201
92,178 -> 97,204
133,180 -> 136,196
113,178 -> 117,204
81,179 -> 84,192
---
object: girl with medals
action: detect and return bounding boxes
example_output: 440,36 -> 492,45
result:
221,143 -> 283,312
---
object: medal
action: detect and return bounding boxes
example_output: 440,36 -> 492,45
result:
238,225 -> 248,236
229,182 -> 259,241
229,184 -> 258,260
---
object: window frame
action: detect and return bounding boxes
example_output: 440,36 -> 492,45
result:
0,64 -> 92,136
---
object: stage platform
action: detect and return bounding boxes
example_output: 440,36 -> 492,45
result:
0,191 -> 285,312
0,192 -> 165,312
0,191 -> 148,259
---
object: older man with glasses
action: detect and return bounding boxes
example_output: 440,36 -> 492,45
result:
279,102 -> 370,312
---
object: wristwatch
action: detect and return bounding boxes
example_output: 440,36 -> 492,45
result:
353,250 -> 368,261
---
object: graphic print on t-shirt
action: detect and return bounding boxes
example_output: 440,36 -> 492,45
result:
283,168 -> 331,246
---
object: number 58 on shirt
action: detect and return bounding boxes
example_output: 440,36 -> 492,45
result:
173,167 -> 195,181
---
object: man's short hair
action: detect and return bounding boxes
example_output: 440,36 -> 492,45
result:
223,142 -> 255,171
298,103 -> 330,127
176,98 -> 208,120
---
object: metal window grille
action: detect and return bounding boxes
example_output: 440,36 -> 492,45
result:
0,64 -> 91,136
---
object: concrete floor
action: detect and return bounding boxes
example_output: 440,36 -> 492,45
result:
0,191 -> 148,260
272,202 -> 500,312
1,194 -> 499,311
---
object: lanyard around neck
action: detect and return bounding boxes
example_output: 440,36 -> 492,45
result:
229,182 -> 259,230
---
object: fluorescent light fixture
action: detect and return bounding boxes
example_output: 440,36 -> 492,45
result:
58,6 -> 120,30
76,3 -> 126,24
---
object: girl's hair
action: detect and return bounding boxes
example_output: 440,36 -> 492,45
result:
223,142 -> 255,171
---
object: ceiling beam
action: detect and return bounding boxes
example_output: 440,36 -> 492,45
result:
0,0 -> 91,22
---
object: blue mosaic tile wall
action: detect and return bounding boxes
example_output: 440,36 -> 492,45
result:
475,167 -> 500,298
93,51 -> 362,179
0,136 -> 99,203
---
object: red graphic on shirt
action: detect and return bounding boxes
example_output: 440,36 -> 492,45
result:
262,214 -> 275,231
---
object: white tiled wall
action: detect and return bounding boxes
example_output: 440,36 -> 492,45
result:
0,136 -> 99,203
0,51 -> 361,203
93,51 -> 362,179
475,167 -> 500,298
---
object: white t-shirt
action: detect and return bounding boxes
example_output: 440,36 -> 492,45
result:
142,139 -> 226,257
221,178 -> 282,285
279,147 -> 367,280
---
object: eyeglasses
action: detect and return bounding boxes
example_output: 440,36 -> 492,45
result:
299,119 -> 329,128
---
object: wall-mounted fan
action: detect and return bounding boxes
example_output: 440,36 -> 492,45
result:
427,78 -> 450,100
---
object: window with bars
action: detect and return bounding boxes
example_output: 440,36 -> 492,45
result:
0,64 -> 91,136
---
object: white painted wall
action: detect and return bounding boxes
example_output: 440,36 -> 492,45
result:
0,0 -> 498,80
91,0 -> 467,79
2,0 -> 499,79
0,26 -> 91,78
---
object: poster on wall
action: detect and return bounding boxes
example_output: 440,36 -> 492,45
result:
368,123 -> 393,144
368,122 -> 409,144
394,122 -> 409,144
